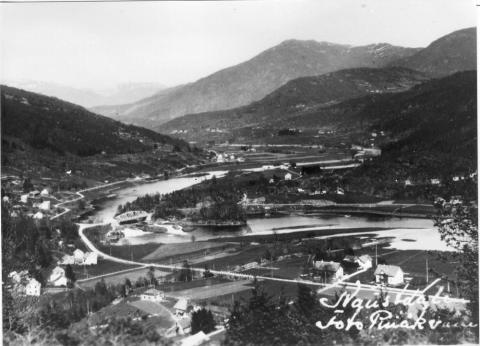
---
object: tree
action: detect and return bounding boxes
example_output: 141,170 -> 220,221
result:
191,308 -> 215,334
65,264 -> 76,288
77,199 -> 86,210
296,283 -> 318,320
22,178 -> 34,193
203,266 -> 214,278
124,278 -> 132,295
178,261 -> 192,282
435,200 -> 478,329
147,266 -> 157,286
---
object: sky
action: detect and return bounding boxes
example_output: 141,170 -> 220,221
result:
0,0 -> 476,90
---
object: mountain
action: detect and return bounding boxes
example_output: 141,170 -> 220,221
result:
390,27 -> 476,77
1,85 -> 203,181
92,41 -> 420,127
343,70 -> 477,199
2,80 -> 165,108
157,67 -> 428,143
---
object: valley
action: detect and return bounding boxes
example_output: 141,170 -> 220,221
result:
1,21 -> 477,346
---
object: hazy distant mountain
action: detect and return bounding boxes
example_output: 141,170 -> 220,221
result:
157,67 -> 428,142
2,80 -> 165,108
92,40 -> 420,127
390,27 -> 476,77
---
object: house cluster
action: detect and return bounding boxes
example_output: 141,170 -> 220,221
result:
304,254 -> 374,284
5,185 -> 56,220
7,270 -> 42,296
214,153 -> 245,163
59,249 -> 98,265
305,254 -> 407,287
352,145 -> 382,162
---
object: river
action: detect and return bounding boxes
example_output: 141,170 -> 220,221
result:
88,171 -> 452,251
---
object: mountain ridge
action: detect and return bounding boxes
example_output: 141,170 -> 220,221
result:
389,27 -> 476,77
1,85 -> 203,181
91,40 -> 421,127
157,66 -> 429,142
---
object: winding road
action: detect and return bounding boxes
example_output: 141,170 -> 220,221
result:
77,223 -> 468,310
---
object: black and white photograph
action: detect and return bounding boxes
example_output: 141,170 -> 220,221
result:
0,0 -> 478,345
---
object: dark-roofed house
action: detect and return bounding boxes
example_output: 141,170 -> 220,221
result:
313,261 -> 343,283
374,264 -> 404,286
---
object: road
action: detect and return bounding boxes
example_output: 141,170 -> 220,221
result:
77,223 -> 468,310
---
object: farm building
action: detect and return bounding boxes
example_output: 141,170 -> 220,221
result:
26,278 -> 41,296
174,298 -> 190,316
374,264 -> 404,286
140,288 -> 165,302
83,252 -> 98,265
73,249 -> 85,264
49,266 -> 67,287
59,255 -> 75,265
314,261 -> 343,283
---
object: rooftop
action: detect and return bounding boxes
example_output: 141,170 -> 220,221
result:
374,264 -> 403,277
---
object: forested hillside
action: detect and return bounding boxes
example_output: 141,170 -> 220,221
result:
1,86 -> 205,181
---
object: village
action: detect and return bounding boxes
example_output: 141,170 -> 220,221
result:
1,138 -> 473,345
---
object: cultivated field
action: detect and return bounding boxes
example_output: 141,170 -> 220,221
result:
164,280 -> 253,300
78,267 -> 171,288
142,241 -> 235,261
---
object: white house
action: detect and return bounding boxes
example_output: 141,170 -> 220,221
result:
33,212 -> 44,220
174,298 -> 190,316
216,154 -> 225,163
39,200 -> 51,211
73,249 -> 85,264
40,189 -> 50,197
59,255 -> 75,265
357,255 -> 373,269
336,187 -> 345,195
430,178 -> 441,185
2,196 -> 9,203
374,264 -> 404,286
140,288 -> 165,302
20,194 -> 29,203
8,271 -> 25,284
284,173 -> 292,181
243,262 -> 259,270
83,252 -> 98,265
49,266 -> 67,287
25,278 -> 41,296
314,261 -> 343,283
363,148 -> 382,157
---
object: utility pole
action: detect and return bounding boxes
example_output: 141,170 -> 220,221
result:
375,243 -> 378,266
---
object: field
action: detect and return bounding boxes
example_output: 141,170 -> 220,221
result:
197,244 -> 270,270
77,266 -> 170,288
72,259 -> 141,280
142,241 -> 234,261
98,243 -> 161,261
164,280 -> 253,300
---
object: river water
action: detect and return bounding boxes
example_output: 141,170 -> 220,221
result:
89,172 -> 452,251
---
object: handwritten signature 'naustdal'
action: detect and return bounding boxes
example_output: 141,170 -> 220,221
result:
315,281 -> 477,331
